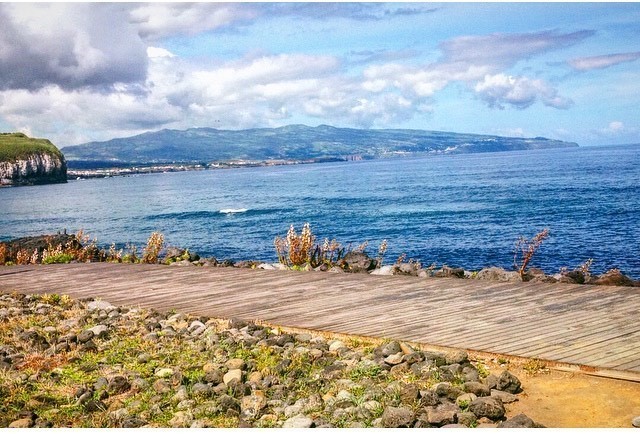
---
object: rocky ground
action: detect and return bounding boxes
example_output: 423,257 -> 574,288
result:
0,291 -> 549,428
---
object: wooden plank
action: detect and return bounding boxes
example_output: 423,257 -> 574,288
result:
1,263 -> 638,376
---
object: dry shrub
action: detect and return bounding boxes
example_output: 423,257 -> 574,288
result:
16,248 -> 30,265
514,228 -> 549,280
142,232 -> 165,264
275,223 -> 316,267
376,239 -> 388,267
0,243 -> 7,265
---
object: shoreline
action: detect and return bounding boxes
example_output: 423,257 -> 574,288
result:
66,157 -> 349,180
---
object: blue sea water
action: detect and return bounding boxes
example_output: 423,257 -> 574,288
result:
1,145 -> 639,277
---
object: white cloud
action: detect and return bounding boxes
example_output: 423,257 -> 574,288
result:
0,3 -> 147,91
0,3 -> 592,146
569,51 -> 640,71
474,74 -> 573,110
129,3 -> 259,40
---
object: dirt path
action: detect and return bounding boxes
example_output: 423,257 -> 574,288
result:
504,366 -> 640,428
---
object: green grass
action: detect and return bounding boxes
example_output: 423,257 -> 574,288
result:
0,132 -> 64,162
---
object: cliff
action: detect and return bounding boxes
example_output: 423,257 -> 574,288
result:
0,133 -> 67,186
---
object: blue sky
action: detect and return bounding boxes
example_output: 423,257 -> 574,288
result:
0,3 -> 639,147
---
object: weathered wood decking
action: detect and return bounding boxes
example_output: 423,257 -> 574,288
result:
1,263 -> 638,380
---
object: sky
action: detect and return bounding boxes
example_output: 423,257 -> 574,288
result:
0,2 -> 639,148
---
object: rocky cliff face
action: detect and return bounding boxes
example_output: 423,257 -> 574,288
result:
0,152 -> 67,186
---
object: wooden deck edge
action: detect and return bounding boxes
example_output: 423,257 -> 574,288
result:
252,320 -> 640,384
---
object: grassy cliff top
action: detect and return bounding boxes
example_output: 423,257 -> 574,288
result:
0,132 -> 64,162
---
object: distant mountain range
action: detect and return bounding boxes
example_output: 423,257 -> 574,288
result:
63,124 -> 578,168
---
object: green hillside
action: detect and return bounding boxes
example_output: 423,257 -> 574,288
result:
63,124 -> 579,166
0,133 -> 64,162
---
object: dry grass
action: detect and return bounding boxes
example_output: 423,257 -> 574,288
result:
142,232 -> 165,264
514,228 -> 550,280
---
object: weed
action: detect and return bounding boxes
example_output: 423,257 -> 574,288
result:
15,248 -> 30,265
142,232 -> 165,264
514,228 -> 549,280
274,223 -> 316,267
376,239 -> 388,268
522,359 -> 548,375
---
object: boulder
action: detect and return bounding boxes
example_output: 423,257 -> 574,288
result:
632,416 -> 640,428
498,413 -> 545,428
340,251 -> 377,273
463,382 -> 490,397
434,266 -> 466,278
491,390 -> 519,403
474,267 -> 521,282
468,397 -> 505,421
381,406 -> 414,428
593,269 -> 636,287
283,414 -> 315,428
497,371 -> 522,394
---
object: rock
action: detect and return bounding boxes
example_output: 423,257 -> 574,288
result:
632,416 -> 640,428
340,251 -> 377,273
594,269 -> 636,287
491,390 -> 519,403
328,340 -> 346,352
474,267 -> 521,282
384,353 -> 404,365
381,406 -> 414,428
257,263 -> 276,270
434,382 -> 464,401
122,417 -> 147,428
456,393 -> 477,408
498,413 -> 544,428
469,397 -> 506,421
87,300 -> 114,311
223,369 -> 243,386
107,376 -> 131,395
283,414 -> 315,428
217,394 -> 240,413
434,266 -> 465,278
483,374 -> 499,390
9,418 -> 34,428
88,325 -> 109,339
445,350 -> 469,364
426,404 -> 458,426
225,358 -> 246,370
497,371 -> 522,394
77,329 -> 94,343
457,411 -> 478,427
168,411 -> 193,428
170,386 -> 189,403
155,368 -> 174,378
379,341 -> 402,357
399,383 -> 420,404
152,379 -> 172,394
240,391 -> 267,419
370,265 -> 394,275
394,262 -> 421,276
463,381 -> 491,397
191,382 -> 212,397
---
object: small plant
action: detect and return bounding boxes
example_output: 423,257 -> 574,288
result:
376,239 -> 388,268
275,223 -> 348,269
274,223 -> 316,267
142,232 -> 165,264
578,258 -> 594,275
522,359 -> 548,375
513,228 -> 549,280
16,248 -> 30,265
0,243 -> 7,265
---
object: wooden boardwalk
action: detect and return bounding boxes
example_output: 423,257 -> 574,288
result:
1,263 -> 638,380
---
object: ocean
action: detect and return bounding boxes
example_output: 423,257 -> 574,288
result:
1,144 -> 638,278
